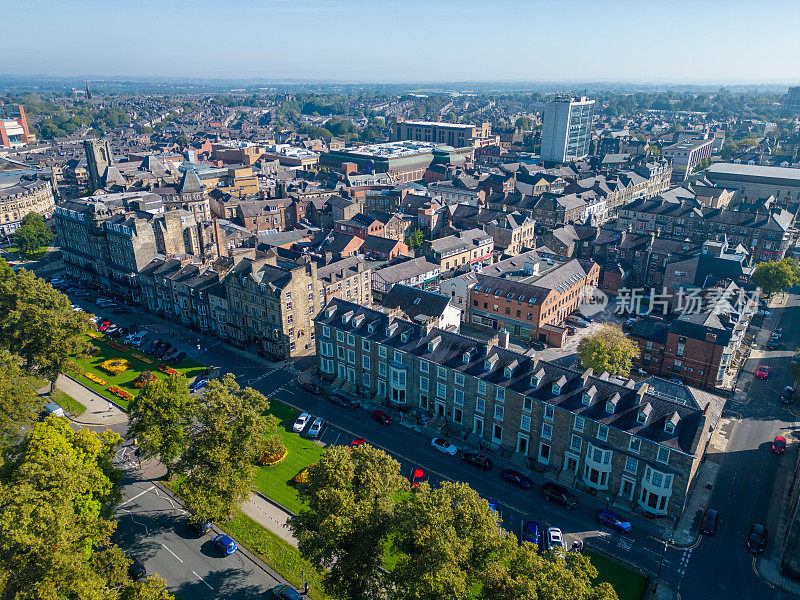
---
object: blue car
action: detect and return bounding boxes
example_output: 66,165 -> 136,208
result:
522,520 -> 540,546
190,378 -> 208,392
597,509 -> 632,533
212,533 -> 238,555
500,469 -> 533,489
486,499 -> 502,523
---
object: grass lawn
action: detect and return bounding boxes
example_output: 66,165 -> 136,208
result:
73,334 -> 204,409
51,389 -> 86,417
585,549 -> 650,600
221,512 -> 332,600
254,400 -> 324,515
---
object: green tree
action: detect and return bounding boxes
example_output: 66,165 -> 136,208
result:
751,258 -> 800,297
0,349 -> 44,448
179,374 -> 277,522
515,116 -> 533,130
127,374 -> 195,479
289,444 -> 407,600
13,213 -> 53,259
392,481 -> 506,600
405,228 -> 425,251
577,324 -> 641,377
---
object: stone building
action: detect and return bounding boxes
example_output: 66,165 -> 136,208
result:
0,179 -> 56,235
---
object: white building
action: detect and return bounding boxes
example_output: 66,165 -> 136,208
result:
540,96 -> 595,163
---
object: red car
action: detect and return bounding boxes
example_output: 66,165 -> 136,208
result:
409,468 -> 426,487
350,437 -> 366,448
772,435 -> 787,455
755,365 -> 771,380
372,410 -> 392,425
98,320 -> 113,331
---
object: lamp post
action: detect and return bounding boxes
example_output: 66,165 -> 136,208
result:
652,537 -> 674,596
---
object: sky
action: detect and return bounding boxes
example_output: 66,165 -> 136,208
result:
4,0 -> 800,83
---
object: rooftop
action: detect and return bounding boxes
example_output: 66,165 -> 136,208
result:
338,140 -> 439,159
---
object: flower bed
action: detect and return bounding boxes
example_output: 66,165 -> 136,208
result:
107,386 -> 134,401
133,371 -> 157,388
107,340 -> 128,352
84,372 -> 108,386
87,331 -> 103,339
157,365 -> 178,376
100,358 -> 130,375
130,353 -> 153,364
259,447 -> 288,466
293,464 -> 315,484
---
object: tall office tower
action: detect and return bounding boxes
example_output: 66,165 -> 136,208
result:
540,95 -> 595,163
787,86 -> 800,114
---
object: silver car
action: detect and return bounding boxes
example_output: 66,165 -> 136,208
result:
308,417 -> 325,438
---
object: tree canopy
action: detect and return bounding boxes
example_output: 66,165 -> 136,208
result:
13,213 -> 53,259
751,258 -> 800,297
576,324 -> 640,377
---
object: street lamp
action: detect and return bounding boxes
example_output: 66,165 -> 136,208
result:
652,537 -> 674,596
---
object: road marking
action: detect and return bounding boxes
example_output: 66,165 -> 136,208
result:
161,543 -> 183,563
192,571 -> 213,590
118,485 -> 154,507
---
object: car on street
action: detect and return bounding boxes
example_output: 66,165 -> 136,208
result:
128,558 -> 147,581
430,437 -> 458,456
187,518 -> 212,537
530,341 -> 546,351
212,533 -> 238,555
500,469 -> 533,489
773,328 -> 783,339
793,354 -> 800,366
755,365 -> 771,379
350,437 -> 366,448
409,467 -> 426,487
162,348 -> 180,362
271,584 -> 304,600
597,509 -> 632,533
486,499 -> 502,521
768,338 -> 780,350
700,508 -> 718,535
372,410 -> 392,425
461,452 -> 493,471
112,307 -> 131,315
521,520 -> 540,547
189,378 -> 208,393
772,435 -> 787,455
782,386 -> 794,404
98,320 -> 113,331
293,412 -> 311,433
167,351 -> 186,364
542,482 -> 578,509
546,527 -> 565,552
308,416 -> 325,438
746,523 -> 767,553
330,393 -> 355,409
757,309 -> 771,317
302,382 -> 322,395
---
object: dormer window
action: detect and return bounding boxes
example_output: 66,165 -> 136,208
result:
552,375 -> 567,396
386,323 -> 398,338
462,349 -> 474,364
605,392 -> 620,414
637,402 -> 653,425
341,311 -> 353,324
484,355 -> 498,372
582,385 -> 597,406
353,314 -> 364,328
325,306 -> 336,318
504,360 -> 518,379
367,322 -> 376,334
427,336 -> 441,352
665,411 -> 680,434
530,367 -> 545,388
401,330 -> 410,343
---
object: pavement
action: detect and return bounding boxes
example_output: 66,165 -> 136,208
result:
43,373 -> 128,426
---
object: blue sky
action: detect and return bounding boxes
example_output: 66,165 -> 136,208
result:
5,0 -> 800,82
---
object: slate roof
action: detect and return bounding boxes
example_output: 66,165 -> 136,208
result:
382,284 -> 451,322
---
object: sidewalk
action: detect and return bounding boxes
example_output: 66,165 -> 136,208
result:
40,373 -> 128,426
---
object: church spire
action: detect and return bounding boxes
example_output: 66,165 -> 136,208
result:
85,79 -> 92,100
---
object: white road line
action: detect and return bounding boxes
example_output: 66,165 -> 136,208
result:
192,571 -> 213,590
118,485 -> 155,507
161,543 -> 183,563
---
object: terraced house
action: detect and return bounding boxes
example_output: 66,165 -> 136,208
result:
314,298 -> 720,520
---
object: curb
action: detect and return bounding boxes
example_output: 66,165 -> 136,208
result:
252,489 -> 297,518
62,374 -> 129,425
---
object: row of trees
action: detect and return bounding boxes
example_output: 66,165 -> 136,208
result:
290,445 -> 617,600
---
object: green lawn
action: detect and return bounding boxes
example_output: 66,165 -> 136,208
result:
51,389 -> 86,417
73,334 -> 204,409
585,549 -> 650,600
254,400 -> 324,514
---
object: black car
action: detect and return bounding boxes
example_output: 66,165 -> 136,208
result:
542,482 -> 578,509
155,343 -> 172,358
461,452 -> 493,471
746,523 -> 767,553
500,469 -> 533,489
187,518 -> 212,537
782,386 -> 794,404
700,508 -> 718,535
111,327 -> 128,339
302,382 -> 322,395
128,558 -> 147,581
531,341 -> 546,351
330,393 -> 355,409
146,339 -> 161,354
168,351 -> 187,365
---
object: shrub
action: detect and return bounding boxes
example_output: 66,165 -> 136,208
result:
133,371 -> 157,388
260,436 -> 288,466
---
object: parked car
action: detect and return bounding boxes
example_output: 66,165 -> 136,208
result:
146,339 -> 161,354
757,310 -> 772,318
566,315 -> 590,328
162,348 -> 180,362
111,327 -> 129,339
755,365 -> 771,379
500,469 -> 533,489
530,341 -> 546,351
128,558 -> 147,581
372,410 -> 392,425
773,328 -> 783,339
409,467 -> 426,487
461,452 -> 493,471
212,533 -> 238,556
98,320 -> 113,332
700,508 -> 718,535
155,343 -> 172,358
167,351 -> 187,364
767,338 -> 780,350
781,386 -> 794,405
302,382 -> 322,395
105,325 -> 120,336
293,412 -> 311,433
42,401 -> 65,419
486,499 -> 502,522
271,584 -> 304,600
430,437 -> 458,456
546,527 -> 565,552
308,417 -> 325,438
127,332 -> 147,347
349,437 -> 366,448
521,520 -> 540,546
330,393 -> 355,409
187,518 -> 212,537
597,509 -> 632,533
189,378 -> 208,393
542,482 -> 578,509
746,523 -> 767,553
772,435 -> 787,455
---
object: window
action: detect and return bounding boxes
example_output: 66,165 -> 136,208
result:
520,415 -> 531,432
494,404 -> 504,421
656,446 -> 670,464
437,382 -> 447,399
574,416 -> 585,432
541,422 -> 553,440
544,405 -> 554,420
625,456 -> 638,474
454,389 -> 464,406
420,377 -> 429,391
493,424 -> 503,443
629,437 -> 641,453
337,345 -> 345,359
570,435 -> 582,452
322,325 -> 330,338
378,362 -> 387,376
347,349 -> 355,364
438,366 -> 447,380
337,330 -> 345,343
476,396 -> 485,414
362,339 -> 371,352
455,373 -> 464,386
478,381 -> 486,394
363,372 -> 371,387
420,360 -> 429,373
378,345 -> 387,358
597,424 -> 608,441
496,387 -> 505,401
362,355 -> 371,369
392,350 -> 403,363
523,397 -> 532,412
347,334 -> 355,346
